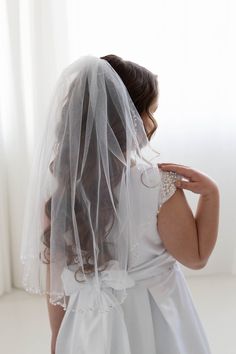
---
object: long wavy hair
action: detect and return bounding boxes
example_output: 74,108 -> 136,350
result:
101,54 -> 158,140
42,55 -> 159,272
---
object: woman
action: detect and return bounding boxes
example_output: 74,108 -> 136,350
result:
21,54 -> 219,354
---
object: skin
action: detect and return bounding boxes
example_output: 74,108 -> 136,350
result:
44,213 -> 65,354
46,284 -> 65,354
156,163 -> 220,268
46,96 -> 220,352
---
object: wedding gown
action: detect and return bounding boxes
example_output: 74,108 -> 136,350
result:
55,165 -> 212,354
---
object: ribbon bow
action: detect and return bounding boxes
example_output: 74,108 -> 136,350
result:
61,259 -> 135,313
56,260 -> 135,354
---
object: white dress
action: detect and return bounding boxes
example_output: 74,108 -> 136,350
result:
55,165 -> 212,354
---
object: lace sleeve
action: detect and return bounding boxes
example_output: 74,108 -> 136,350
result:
157,170 -> 182,214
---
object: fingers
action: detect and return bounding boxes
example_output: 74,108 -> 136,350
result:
158,162 -> 190,169
158,162 -> 189,167
158,163 -> 194,179
175,179 -> 198,192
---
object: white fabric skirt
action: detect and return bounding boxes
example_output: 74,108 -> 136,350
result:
55,262 -> 212,354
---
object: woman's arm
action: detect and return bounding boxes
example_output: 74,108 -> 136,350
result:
44,209 -> 66,354
157,163 -> 220,269
46,265 -> 66,354
195,186 -> 220,264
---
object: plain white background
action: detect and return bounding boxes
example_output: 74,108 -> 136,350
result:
0,0 -> 235,295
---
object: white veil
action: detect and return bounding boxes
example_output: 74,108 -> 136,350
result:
20,55 -> 161,313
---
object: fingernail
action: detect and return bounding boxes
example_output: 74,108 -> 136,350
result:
176,180 -> 181,187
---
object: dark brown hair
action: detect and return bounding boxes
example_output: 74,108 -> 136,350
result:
41,55 -> 159,271
100,54 -> 158,140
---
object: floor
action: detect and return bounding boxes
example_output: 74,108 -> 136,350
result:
0,274 -> 235,354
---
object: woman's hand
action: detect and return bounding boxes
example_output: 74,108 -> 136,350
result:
158,163 -> 219,198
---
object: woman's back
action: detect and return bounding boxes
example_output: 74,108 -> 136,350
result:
55,165 -> 212,354
128,163 -> 176,267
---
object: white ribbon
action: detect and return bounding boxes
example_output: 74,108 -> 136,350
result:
61,260 -> 135,311
56,260 -> 135,354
